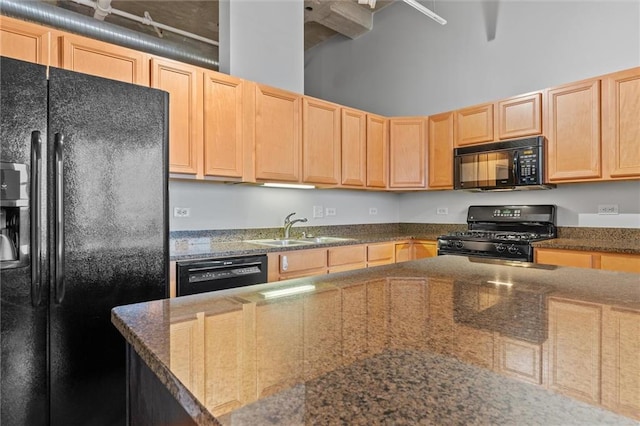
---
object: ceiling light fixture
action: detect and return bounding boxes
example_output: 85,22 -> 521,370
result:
402,0 -> 447,25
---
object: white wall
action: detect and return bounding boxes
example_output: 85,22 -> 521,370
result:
304,0 -> 640,116
219,0 -> 304,93
399,181 -> 640,227
169,181 -> 399,230
303,0 -> 640,229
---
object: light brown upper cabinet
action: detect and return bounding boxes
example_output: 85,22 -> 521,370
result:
302,97 -> 341,185
602,67 -> 640,180
151,58 -> 202,176
59,34 -> 149,86
455,103 -> 494,147
341,108 -> 367,187
366,114 -> 389,189
203,71 -> 246,179
546,79 -> 601,182
0,16 -> 56,67
497,92 -> 542,139
428,111 -> 454,189
389,117 -> 427,188
254,84 -> 302,183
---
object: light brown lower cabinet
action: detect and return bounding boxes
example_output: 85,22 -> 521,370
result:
535,248 -> 640,273
395,240 -> 438,263
367,242 -> 396,266
328,245 -> 366,273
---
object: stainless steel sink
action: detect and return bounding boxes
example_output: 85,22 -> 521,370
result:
245,239 -> 315,247
246,236 -> 354,247
297,236 -> 355,244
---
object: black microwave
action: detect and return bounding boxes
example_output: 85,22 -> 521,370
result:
453,136 -> 555,191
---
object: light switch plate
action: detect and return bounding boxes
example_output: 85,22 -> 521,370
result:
313,205 -> 324,218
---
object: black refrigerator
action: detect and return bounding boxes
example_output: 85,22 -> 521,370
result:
1,56 -> 169,425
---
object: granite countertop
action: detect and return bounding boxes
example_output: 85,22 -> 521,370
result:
169,224 -> 640,261
112,256 -> 640,425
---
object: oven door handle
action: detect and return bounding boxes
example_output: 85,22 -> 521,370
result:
30,131 -> 43,307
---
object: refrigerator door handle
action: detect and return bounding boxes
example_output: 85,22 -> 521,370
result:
54,132 -> 65,304
30,131 -> 43,307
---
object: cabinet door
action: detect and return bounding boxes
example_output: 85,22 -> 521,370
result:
600,253 -> 640,273
256,299 -> 303,398
0,16 -> 53,66
455,103 -> 494,147
548,299 -> 602,405
497,93 -> 542,139
547,79 -> 601,181
428,112 -> 454,189
367,242 -> 395,266
602,307 -> 640,421
366,114 -> 388,188
203,71 -> 244,178
328,245 -> 366,273
603,67 -> 640,179
341,108 -> 367,187
151,58 -> 202,175
303,289 -> 342,380
389,117 -> 427,188
535,248 -> 594,268
59,34 -> 149,85
302,97 -> 341,185
278,248 -> 327,279
394,243 -> 412,263
414,241 -> 437,259
254,84 -> 301,182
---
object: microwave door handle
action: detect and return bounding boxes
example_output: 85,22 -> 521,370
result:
30,131 -> 43,307
512,151 -> 520,182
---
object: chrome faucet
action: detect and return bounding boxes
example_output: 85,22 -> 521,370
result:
283,212 -> 308,239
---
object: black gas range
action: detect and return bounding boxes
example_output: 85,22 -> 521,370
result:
437,205 -> 556,262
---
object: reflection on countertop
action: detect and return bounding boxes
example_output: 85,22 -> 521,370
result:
113,256 -> 640,425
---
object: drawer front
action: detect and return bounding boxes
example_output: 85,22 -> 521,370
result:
279,249 -> 327,274
367,243 -> 395,263
328,245 -> 366,267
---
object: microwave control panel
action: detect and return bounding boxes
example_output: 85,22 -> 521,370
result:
517,148 -> 540,183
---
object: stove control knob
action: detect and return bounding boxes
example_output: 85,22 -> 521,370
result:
496,243 -> 506,252
455,241 -> 464,249
447,240 -> 455,248
508,245 -> 518,254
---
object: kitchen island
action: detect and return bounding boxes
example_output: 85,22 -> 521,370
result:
112,255 -> 640,425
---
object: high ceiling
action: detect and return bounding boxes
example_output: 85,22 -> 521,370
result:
44,0 -> 393,57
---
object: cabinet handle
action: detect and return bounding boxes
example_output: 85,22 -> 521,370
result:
30,131 -> 42,307
54,133 -> 65,305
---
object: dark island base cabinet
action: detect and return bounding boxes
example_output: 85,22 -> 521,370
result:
127,345 -> 196,426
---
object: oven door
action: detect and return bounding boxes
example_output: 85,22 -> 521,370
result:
454,149 -> 515,190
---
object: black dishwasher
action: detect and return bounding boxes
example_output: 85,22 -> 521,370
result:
176,254 -> 268,296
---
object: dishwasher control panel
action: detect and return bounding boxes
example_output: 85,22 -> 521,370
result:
176,255 -> 268,297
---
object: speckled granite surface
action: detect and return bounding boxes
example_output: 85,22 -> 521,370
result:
170,223 -> 639,260
112,256 -> 640,425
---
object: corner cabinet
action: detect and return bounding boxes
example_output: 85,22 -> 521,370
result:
254,84 -> 302,183
302,97 -> 341,185
428,112 -> 454,189
602,67 -> 640,179
546,79 -> 601,182
341,108 -> 367,187
366,114 -> 389,189
389,117 -> 427,188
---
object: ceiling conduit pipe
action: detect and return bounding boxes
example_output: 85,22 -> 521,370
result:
0,0 -> 219,70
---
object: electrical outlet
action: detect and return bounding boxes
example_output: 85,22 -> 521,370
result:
369,207 -> 378,215
597,204 -> 619,215
313,205 -> 324,218
325,207 -> 336,216
436,207 -> 449,215
173,207 -> 190,218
